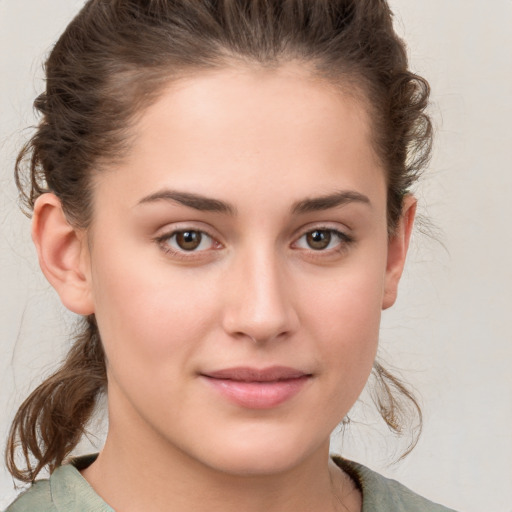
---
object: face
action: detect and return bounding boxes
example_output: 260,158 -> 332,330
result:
75,65 -> 410,475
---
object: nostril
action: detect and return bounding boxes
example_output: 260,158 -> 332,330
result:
231,329 -> 292,345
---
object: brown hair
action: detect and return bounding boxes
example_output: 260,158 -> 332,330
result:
8,0 -> 432,482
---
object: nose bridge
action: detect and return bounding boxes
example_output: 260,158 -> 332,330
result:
222,239 -> 297,343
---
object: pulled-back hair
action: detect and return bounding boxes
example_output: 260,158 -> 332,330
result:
8,0 -> 432,482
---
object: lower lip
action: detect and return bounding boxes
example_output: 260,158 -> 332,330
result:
202,376 -> 310,409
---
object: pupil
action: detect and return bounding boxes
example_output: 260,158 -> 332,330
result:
176,231 -> 202,251
307,230 -> 331,250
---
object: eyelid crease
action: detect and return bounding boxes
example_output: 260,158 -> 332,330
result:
153,220 -> 223,241
289,220 -> 354,241
155,228 -> 217,244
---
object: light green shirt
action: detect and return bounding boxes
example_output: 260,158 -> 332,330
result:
4,454 -> 457,512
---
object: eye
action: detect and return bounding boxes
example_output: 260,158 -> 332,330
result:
294,228 -> 352,251
159,229 -> 218,253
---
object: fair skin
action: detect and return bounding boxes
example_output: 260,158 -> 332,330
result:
32,64 -> 415,512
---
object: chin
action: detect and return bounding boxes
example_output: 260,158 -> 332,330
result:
205,450 -> 305,477
190,427 -> 327,477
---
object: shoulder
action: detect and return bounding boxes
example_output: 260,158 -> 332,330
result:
4,479 -> 55,512
4,455 -> 112,512
332,456 -> 459,512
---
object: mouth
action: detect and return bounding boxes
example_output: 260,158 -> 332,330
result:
200,366 -> 312,409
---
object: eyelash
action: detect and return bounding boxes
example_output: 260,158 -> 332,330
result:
293,227 -> 354,254
155,229 -> 221,261
154,226 -> 354,260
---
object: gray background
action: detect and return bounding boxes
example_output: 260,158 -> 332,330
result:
1,1 -> 511,510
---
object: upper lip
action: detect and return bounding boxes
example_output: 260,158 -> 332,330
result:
201,366 -> 310,382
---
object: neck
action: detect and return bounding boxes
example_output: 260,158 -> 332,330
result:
82,432 -> 359,512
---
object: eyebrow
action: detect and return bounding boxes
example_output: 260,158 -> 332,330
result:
291,190 -> 371,214
137,189 -> 236,215
137,188 -> 370,215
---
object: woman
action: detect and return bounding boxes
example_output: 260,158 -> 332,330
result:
4,1 -> 456,511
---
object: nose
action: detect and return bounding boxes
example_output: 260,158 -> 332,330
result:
221,249 -> 299,344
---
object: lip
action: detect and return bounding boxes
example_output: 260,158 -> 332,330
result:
200,366 -> 312,409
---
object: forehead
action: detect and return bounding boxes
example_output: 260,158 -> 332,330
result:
95,64 -> 385,212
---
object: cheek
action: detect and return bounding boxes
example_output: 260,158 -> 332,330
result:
314,281 -> 381,361
298,257 -> 386,394
89,250 -> 220,376
303,250 -> 386,337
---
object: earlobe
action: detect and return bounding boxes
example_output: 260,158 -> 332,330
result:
32,193 -> 94,315
382,195 -> 417,310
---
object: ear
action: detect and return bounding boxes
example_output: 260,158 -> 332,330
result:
32,193 -> 94,315
382,195 -> 417,310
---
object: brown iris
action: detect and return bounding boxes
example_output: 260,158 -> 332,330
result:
306,230 -> 332,250
175,231 -> 202,251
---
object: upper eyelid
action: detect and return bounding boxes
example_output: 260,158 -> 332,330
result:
291,222 -> 352,241
292,228 -> 352,245
155,223 -> 222,242
157,229 -> 218,245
